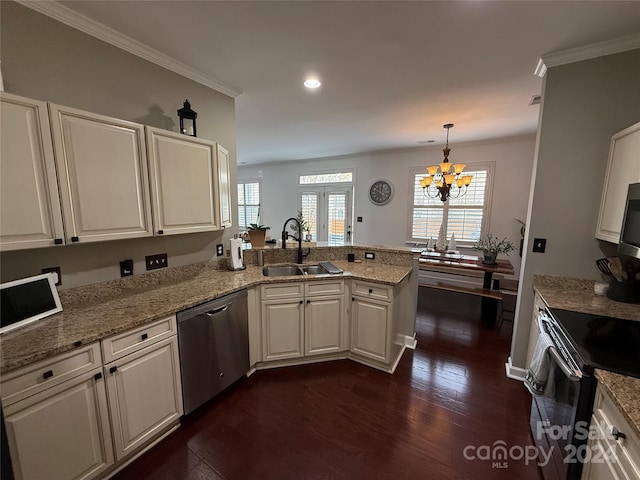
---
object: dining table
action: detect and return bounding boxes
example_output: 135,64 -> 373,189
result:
418,251 -> 516,328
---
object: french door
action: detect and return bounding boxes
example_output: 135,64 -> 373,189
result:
299,186 -> 353,244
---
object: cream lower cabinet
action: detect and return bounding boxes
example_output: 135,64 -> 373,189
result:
350,281 -> 393,363
305,281 -> 345,356
49,103 -> 153,244
102,316 -> 183,461
146,127 -> 221,235
260,281 -> 345,362
581,384 -> 640,480
1,343 -> 114,480
0,92 -> 65,251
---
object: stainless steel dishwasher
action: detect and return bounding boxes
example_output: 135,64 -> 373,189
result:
177,289 -> 249,415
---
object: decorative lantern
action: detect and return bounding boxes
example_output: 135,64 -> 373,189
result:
177,99 -> 197,136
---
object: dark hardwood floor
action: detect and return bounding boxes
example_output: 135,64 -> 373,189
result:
112,289 -> 543,480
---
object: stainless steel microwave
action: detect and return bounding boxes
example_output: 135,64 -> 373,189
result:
618,182 -> 640,259
0,273 -> 62,334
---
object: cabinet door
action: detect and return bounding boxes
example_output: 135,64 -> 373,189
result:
596,122 -> 640,243
350,297 -> 390,362
3,369 -> 114,480
0,93 -> 65,250
146,127 -> 220,235
217,144 -> 233,229
305,296 -> 344,355
104,336 -> 183,460
49,104 -> 153,244
261,299 -> 304,361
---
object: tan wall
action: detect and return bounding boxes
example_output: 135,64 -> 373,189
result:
0,1 -> 238,289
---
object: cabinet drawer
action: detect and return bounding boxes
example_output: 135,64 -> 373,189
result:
1,342 -> 102,406
305,280 -> 344,297
261,283 -> 304,300
593,386 -> 640,478
102,316 -> 176,363
352,281 -> 393,302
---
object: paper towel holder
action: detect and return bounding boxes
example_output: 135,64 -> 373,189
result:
229,235 -> 246,271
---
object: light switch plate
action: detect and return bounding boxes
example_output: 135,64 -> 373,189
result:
364,252 -> 375,260
146,253 -> 168,270
120,259 -> 133,277
532,238 -> 547,253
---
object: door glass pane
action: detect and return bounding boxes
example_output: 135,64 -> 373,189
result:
327,193 -> 347,245
301,193 -> 318,241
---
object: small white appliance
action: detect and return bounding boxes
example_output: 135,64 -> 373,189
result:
1,272 -> 62,334
229,237 -> 245,271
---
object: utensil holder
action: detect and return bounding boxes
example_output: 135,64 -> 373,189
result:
606,279 -> 640,303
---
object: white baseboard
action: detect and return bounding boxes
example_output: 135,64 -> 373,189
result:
505,356 -> 526,381
404,334 -> 417,350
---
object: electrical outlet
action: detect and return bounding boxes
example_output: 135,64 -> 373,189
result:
532,238 -> 547,253
42,267 -> 61,286
216,244 -> 224,256
145,253 -> 168,270
364,252 -> 375,260
120,259 -> 133,277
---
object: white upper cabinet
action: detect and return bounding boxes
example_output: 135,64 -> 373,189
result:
217,143 -> 233,229
146,127 -> 221,235
0,92 -> 65,250
49,104 -> 153,244
596,122 -> 640,244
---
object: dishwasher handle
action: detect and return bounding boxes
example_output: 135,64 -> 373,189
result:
205,304 -> 231,316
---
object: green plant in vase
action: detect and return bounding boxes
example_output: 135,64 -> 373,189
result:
473,234 -> 515,265
247,223 -> 270,247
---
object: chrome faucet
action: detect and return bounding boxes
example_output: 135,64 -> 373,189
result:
282,217 -> 310,264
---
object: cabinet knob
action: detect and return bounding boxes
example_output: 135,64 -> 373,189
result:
369,289 -> 373,294
306,300 -> 310,304
219,372 -> 225,377
158,230 -> 164,235
141,333 -> 148,340
71,236 -> 79,242
352,297 -> 355,301
94,372 -> 102,381
299,300 -> 303,304
109,366 -> 118,374
43,370 -> 54,380
54,238 -> 63,245
611,426 -> 626,441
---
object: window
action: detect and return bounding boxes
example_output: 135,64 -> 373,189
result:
408,163 -> 493,245
237,180 -> 261,231
299,171 -> 353,184
297,170 -> 354,244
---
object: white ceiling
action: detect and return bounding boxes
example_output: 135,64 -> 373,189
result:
52,1 -> 640,165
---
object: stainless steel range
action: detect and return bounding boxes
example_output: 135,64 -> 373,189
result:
529,307 -> 640,480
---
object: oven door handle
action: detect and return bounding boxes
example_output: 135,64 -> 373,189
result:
548,346 -> 582,381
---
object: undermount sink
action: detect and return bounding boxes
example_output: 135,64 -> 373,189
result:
262,264 -> 330,277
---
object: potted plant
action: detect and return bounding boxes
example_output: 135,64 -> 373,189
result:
247,223 -> 270,247
473,234 -> 515,265
290,210 -> 309,238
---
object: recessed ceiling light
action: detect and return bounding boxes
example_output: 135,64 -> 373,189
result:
304,78 -> 321,89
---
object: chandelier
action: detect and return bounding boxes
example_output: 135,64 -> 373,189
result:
420,123 -> 472,202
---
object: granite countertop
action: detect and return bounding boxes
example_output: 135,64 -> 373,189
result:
595,369 -> 640,438
0,259 -> 413,374
533,275 -> 640,322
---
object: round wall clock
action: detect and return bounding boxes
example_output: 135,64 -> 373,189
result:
369,179 -> 394,205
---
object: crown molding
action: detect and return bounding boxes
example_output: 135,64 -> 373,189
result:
16,0 -> 242,98
536,33 -> 640,77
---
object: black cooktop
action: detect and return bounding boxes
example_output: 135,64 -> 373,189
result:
549,308 -> 640,379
